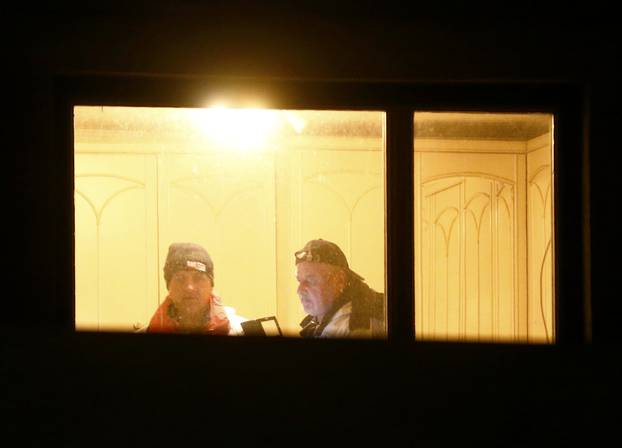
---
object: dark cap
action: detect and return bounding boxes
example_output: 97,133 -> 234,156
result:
163,242 -> 214,288
294,239 -> 364,281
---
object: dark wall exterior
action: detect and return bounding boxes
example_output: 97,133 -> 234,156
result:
7,2 -> 620,446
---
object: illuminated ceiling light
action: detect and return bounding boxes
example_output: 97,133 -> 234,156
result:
191,106 -> 281,151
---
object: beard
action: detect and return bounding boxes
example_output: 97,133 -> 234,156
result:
298,293 -> 314,315
170,295 -> 209,323
177,296 -> 203,313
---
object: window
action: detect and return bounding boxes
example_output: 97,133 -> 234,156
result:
74,106 -> 387,337
414,112 -> 555,343
62,77 -> 587,344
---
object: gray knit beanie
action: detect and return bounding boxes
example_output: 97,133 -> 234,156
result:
163,242 -> 214,288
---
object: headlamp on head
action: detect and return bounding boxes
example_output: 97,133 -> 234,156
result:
294,239 -> 364,281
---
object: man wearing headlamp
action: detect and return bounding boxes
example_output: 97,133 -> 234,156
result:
295,239 -> 385,338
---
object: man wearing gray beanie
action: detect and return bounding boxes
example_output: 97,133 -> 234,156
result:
147,242 -> 230,334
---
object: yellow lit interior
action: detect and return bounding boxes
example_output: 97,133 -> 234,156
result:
74,107 -> 555,343
414,112 -> 555,343
74,106 -> 386,335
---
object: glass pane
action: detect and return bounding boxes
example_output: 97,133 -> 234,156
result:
414,112 -> 554,343
74,106 -> 386,338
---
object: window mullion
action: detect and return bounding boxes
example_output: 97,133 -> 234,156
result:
386,107 -> 415,342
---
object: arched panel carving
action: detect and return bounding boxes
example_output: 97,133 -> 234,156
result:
74,159 -> 157,331
420,174 -> 517,341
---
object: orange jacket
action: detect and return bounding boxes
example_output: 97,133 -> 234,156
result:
147,294 -> 231,335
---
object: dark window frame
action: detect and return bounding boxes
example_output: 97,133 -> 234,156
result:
57,75 -> 590,345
